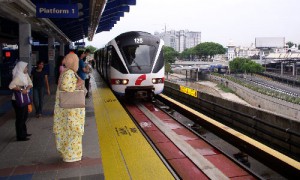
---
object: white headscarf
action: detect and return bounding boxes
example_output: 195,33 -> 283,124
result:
12,61 -> 28,86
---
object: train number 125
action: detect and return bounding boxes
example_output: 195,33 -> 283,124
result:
134,38 -> 143,44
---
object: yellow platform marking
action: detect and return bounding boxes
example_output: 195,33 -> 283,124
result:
160,94 -> 300,171
92,80 -> 174,180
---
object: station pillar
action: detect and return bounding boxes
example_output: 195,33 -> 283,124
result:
259,49 -> 263,64
48,37 -> 55,77
281,62 -> 284,75
0,43 -> 3,63
59,42 -> 65,56
19,23 -> 32,72
292,62 -> 296,76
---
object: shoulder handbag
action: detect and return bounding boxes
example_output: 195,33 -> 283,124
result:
14,91 -> 31,107
58,70 -> 86,109
59,89 -> 86,109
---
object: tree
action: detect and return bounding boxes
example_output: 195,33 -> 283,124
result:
179,47 -> 196,61
229,57 -> 247,73
286,41 -> 294,48
229,57 -> 264,74
194,42 -> 226,60
163,46 -> 178,63
163,46 -> 178,74
165,62 -> 172,74
85,45 -> 97,53
179,48 -> 190,60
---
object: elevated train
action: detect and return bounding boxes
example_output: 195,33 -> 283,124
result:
94,31 -> 165,98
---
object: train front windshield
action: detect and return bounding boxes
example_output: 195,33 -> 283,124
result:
123,45 -> 156,74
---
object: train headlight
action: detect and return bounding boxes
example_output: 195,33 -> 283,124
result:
115,80 -> 121,84
122,79 -> 128,85
111,79 -> 129,85
152,78 -> 164,84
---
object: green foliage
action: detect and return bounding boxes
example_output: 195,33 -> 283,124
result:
85,45 -> 97,53
217,84 -> 234,93
286,41 -> 294,48
165,62 -> 172,73
229,58 -> 247,73
229,57 -> 264,74
179,47 -> 196,60
194,42 -> 226,60
163,46 -> 178,63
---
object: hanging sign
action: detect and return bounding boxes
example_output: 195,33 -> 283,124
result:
36,4 -> 78,18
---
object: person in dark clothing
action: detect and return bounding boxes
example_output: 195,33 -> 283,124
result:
77,49 -> 91,98
31,60 -> 50,118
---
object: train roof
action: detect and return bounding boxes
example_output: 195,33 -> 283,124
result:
115,31 -> 159,41
116,31 -> 152,37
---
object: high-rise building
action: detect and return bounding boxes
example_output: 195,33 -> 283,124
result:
154,30 -> 201,53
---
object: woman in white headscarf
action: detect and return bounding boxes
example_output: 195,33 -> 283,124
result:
9,61 -> 33,141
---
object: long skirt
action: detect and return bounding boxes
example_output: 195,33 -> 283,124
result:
55,132 -> 82,162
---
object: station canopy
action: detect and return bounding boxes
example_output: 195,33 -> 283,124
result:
0,0 -> 136,43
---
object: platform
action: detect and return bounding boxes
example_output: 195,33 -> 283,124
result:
0,70 -> 175,180
0,75 -> 102,179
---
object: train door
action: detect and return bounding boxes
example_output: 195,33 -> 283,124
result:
106,46 -> 112,83
101,49 -> 104,77
99,49 -> 103,76
103,48 -> 107,80
100,49 -> 104,76
94,51 -> 99,72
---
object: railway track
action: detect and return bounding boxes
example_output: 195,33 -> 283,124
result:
121,99 -> 260,179
154,94 -> 300,179
235,75 -> 300,97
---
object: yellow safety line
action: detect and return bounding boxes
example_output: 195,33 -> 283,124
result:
92,80 -> 174,180
160,94 -> 300,170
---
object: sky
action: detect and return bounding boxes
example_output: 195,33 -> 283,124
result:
85,0 -> 300,49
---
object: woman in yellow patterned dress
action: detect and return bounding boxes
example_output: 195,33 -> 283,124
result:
53,53 -> 85,162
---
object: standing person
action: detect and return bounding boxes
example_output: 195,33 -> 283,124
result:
59,59 -> 66,74
55,56 -> 65,84
9,61 -> 33,141
53,53 -> 85,162
77,49 -> 91,98
31,60 -> 50,118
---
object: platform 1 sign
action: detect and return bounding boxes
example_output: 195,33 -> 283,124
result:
36,4 -> 78,18
179,85 -> 198,98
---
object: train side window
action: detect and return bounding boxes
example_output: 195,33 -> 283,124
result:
152,50 -> 164,73
111,47 -> 128,74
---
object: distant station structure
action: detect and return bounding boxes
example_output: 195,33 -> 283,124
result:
255,37 -> 285,64
255,37 -> 300,77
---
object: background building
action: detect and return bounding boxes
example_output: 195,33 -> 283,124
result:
155,30 -> 201,53
227,41 -> 260,61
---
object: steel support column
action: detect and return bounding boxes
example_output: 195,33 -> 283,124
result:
48,37 -> 55,77
19,22 -> 32,72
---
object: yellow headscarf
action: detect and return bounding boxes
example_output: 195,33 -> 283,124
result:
63,53 -> 79,72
